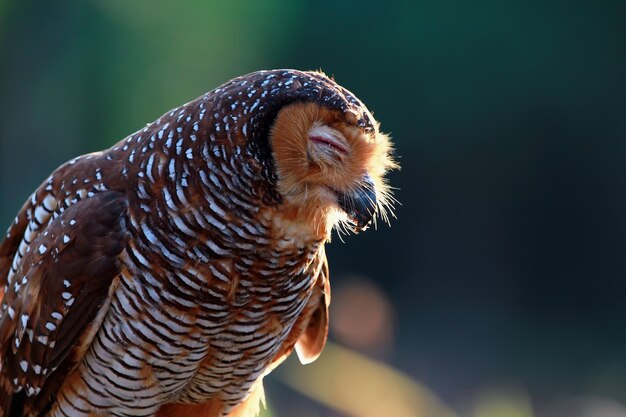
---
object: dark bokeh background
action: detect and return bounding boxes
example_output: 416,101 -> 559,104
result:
1,1 -> 625,416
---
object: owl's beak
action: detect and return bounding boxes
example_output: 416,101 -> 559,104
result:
336,174 -> 378,232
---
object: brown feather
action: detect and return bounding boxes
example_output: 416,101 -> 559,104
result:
0,190 -> 128,416
295,254 -> 331,365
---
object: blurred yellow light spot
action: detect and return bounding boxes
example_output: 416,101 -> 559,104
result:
472,388 -> 534,417
278,342 -> 458,417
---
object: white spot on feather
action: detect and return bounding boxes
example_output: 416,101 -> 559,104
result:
34,205 -> 48,224
42,194 -> 57,211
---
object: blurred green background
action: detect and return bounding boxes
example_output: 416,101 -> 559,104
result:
1,1 -> 626,416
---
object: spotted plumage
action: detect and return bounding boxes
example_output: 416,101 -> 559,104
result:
0,69 -> 396,417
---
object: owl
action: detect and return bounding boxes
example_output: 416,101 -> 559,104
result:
0,69 -> 396,417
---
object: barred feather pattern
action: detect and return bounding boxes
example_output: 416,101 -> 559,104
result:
0,69 -> 379,417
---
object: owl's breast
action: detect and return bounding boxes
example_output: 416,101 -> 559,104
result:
173,248 -> 320,409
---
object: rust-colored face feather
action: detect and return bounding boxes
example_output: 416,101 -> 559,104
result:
270,101 -> 397,238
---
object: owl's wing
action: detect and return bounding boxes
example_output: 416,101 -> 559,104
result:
0,190 -> 128,417
295,250 -> 330,365
0,198 -> 32,297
